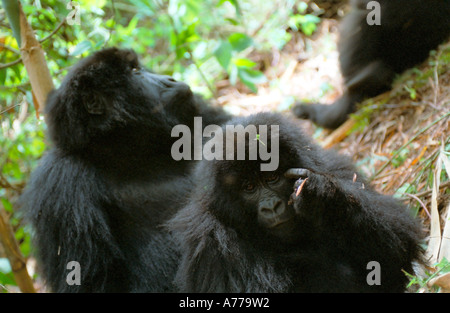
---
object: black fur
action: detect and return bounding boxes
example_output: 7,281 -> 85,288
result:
293,0 -> 450,129
169,112 -> 424,292
19,48 -> 230,292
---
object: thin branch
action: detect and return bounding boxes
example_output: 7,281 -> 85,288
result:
0,42 -> 20,54
0,205 -> 36,293
0,103 -> 22,116
39,19 -> 66,44
0,18 -> 65,70
0,57 -> 22,70
399,181 -> 450,202
0,82 -> 30,91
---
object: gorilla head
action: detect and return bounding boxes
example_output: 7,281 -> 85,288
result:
46,48 -> 197,152
201,113 -> 322,246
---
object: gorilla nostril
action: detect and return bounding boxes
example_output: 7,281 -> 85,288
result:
161,76 -> 178,88
163,76 -> 177,83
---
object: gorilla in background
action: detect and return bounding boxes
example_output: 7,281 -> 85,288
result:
169,112 -> 424,292
19,48 -> 230,292
293,0 -> 450,129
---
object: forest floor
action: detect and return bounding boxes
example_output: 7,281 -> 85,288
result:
214,19 -> 450,291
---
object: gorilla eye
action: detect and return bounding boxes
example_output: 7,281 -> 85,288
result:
131,67 -> 140,73
265,173 -> 279,183
242,182 -> 256,193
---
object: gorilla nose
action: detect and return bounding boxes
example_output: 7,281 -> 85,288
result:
160,75 -> 191,93
258,199 -> 285,218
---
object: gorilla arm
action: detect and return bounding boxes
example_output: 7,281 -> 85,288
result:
19,151 -> 123,292
284,168 -> 423,272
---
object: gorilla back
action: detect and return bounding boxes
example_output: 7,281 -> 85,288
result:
19,48 -> 228,292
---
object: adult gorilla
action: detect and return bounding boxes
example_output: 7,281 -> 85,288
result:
19,48 -> 230,292
170,112 -> 424,292
293,0 -> 450,129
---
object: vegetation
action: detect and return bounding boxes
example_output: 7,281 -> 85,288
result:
0,0 -> 448,293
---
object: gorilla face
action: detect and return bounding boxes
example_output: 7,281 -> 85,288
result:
137,71 -> 190,104
130,68 -> 195,120
214,164 -> 298,242
201,113 -> 318,245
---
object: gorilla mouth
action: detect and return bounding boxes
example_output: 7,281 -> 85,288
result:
269,219 -> 291,228
266,218 -> 296,238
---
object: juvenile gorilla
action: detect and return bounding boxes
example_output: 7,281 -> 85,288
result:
170,112 -> 423,292
293,0 -> 450,129
19,48 -> 230,292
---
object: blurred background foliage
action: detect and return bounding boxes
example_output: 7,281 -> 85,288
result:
0,0 -> 322,290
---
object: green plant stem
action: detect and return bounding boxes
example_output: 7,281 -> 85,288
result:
190,53 -> 216,96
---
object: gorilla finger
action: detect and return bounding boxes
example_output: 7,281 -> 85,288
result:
284,168 -> 309,179
295,177 -> 309,196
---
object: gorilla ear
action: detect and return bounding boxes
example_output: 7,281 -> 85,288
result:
83,93 -> 106,115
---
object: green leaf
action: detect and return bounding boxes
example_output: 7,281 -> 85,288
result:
404,86 -> 417,100
0,69 -> 6,86
2,0 -> 21,46
177,20 -> 200,46
297,2 -> 308,13
238,67 -> 267,93
238,68 -> 266,84
218,0 -> 241,17
214,40 -> 233,70
70,40 -> 92,56
225,17 -> 239,25
228,32 -> 253,52
394,183 -> 414,198
124,16 -> 139,36
105,18 -> 116,28
0,272 -> 16,287
288,14 -> 320,36
233,57 -> 256,68
11,64 -> 21,81
0,198 -> 13,213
